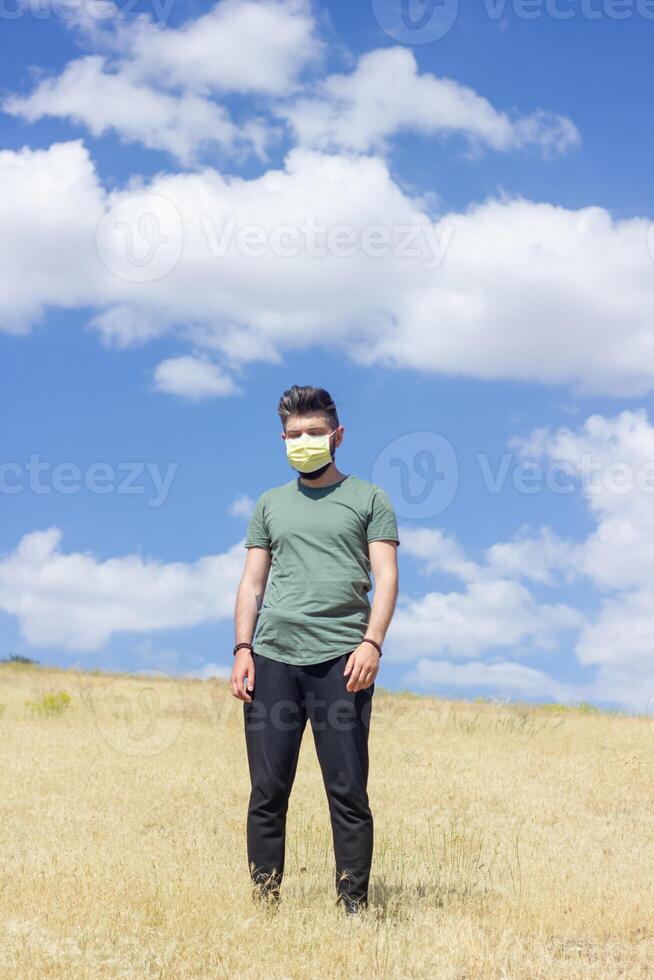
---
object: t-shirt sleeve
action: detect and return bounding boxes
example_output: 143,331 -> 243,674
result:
367,486 -> 400,546
244,494 -> 271,549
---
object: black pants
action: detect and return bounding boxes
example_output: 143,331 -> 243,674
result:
243,650 -> 374,908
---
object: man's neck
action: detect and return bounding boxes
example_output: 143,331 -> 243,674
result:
298,463 -> 346,489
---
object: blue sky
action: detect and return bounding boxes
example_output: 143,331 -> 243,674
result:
1,0 -> 654,712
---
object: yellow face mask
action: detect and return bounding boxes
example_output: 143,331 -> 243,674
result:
285,429 -> 336,473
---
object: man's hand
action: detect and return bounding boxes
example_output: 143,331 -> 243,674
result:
231,650 -> 255,702
343,642 -> 380,692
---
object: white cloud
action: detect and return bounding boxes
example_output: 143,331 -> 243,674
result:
405,658 -> 575,702
153,354 -> 240,399
89,304 -> 171,349
0,528 -> 244,651
511,409 -> 654,590
229,495 -> 255,517
510,410 -> 654,703
575,591 -> 653,669
3,55 -> 266,166
0,141 -> 107,333
388,577 -> 582,660
484,526 -> 579,586
4,0 -> 318,163
123,0 -> 321,96
399,523 -> 579,586
396,411 -> 654,710
369,197 -> 654,398
397,526 -> 482,582
4,8 -> 574,164
283,47 -> 579,156
183,662 -> 231,681
393,534 -> 591,705
2,140 -> 654,398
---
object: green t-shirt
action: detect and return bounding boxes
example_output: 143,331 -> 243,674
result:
244,474 -> 400,666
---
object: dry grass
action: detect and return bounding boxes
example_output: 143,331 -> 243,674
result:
1,662 -> 653,979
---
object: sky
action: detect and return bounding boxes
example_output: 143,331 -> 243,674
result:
1,0 -> 654,713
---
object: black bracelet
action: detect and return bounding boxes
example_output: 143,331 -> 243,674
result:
233,642 -> 254,656
362,638 -> 382,658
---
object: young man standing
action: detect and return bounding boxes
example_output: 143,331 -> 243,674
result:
231,385 -> 400,915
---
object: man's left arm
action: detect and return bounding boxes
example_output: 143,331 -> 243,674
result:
344,540 -> 399,692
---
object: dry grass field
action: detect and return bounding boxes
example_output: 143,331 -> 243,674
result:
1,661 -> 653,979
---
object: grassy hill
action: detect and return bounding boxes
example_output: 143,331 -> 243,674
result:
1,661 -> 652,978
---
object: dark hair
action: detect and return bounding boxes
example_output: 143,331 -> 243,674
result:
277,385 -> 339,431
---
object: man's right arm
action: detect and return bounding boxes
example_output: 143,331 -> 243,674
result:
231,546 -> 271,702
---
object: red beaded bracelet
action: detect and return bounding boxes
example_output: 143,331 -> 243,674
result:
233,642 -> 254,656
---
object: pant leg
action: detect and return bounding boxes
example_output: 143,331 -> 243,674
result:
303,653 -> 375,908
243,652 -> 307,894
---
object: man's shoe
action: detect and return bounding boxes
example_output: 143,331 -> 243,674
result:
251,871 -> 282,905
252,885 -> 281,910
251,873 -> 282,909
337,895 -> 367,916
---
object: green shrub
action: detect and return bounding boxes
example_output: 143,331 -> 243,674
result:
575,700 -> 601,714
25,692 -> 71,716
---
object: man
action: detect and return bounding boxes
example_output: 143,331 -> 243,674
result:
231,384 -> 400,915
